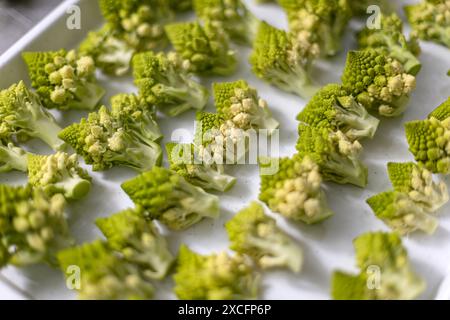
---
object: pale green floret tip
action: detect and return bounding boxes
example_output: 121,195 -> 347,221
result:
173,245 -> 260,300
0,141 -> 28,173
225,202 -> 303,272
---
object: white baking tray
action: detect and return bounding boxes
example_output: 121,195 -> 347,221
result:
0,0 -> 449,300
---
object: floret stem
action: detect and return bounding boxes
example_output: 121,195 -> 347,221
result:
156,82 -> 208,116
190,166 -> 237,192
69,82 -> 106,110
335,111 -> 380,140
0,143 -> 28,173
390,46 -> 422,76
325,153 -> 368,188
116,139 -> 162,172
241,13 -> 261,45
266,64 -> 319,98
32,118 -> 66,151
51,176 -> 91,200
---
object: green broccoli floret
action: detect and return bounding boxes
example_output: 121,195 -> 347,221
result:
388,162 -> 449,213
79,24 -> 135,77
213,80 -> 279,131
165,21 -> 237,76
296,125 -> 368,187
121,166 -> 220,230
0,141 -> 28,173
259,155 -> 334,224
166,142 -> 236,192
357,13 -> 422,75
0,81 -> 65,150
225,201 -> 303,272
169,0 -> 193,11
342,49 -> 416,117
367,191 -> 438,235
297,84 -> 380,141
133,51 -> 209,116
332,232 -> 425,300
22,50 -> 105,110
405,117 -> 450,174
405,0 -> 450,49
428,96 -> 450,121
193,0 -> 261,45
250,22 -> 319,98
279,0 -> 352,57
99,0 -> 173,51
59,105 -> 162,172
58,240 -> 154,300
96,208 -> 175,280
348,0 -> 394,16
27,152 -> 91,200
173,245 -> 260,300
0,185 -> 72,267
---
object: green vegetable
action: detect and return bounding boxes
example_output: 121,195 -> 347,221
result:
428,96 -> 450,121
348,0 -> 393,16
225,201 -> 303,272
121,166 -> 220,230
133,51 -> 209,116
296,125 -> 368,187
0,141 -> 28,173
22,50 -> 105,110
259,155 -> 334,224
297,84 -> 379,141
96,208 -> 175,280
165,21 -> 237,76
173,245 -> 260,300
342,49 -> 416,117
169,0 -> 193,11
249,22 -> 319,98
332,232 -> 425,300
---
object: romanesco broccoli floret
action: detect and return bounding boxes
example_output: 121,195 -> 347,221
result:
428,96 -> 450,121
99,0 -> 173,51
357,13 -> 422,75
96,208 -> 175,280
173,245 -> 260,300
213,80 -> 279,131
166,142 -> 236,192
0,185 -> 72,267
0,141 -> 28,173
297,84 -> 380,141
27,152 -> 91,200
367,191 -> 438,235
296,125 -> 368,187
121,166 -> 220,230
79,24 -> 135,77
332,232 -> 425,300
259,155 -> 334,224
58,240 -> 154,300
405,0 -> 450,48
193,0 -> 261,45
22,50 -> 105,110
133,51 -> 209,116
388,162 -> 449,213
348,0 -> 393,16
0,81 -> 65,150
225,201 -> 303,272
169,0 -> 193,11
279,0 -> 352,57
250,22 -> 319,98
165,21 -> 237,75
342,50 -> 416,117
405,117 -> 450,174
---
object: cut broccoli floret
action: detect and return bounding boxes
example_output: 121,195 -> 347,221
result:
226,201 -> 303,272
96,208 -> 175,280
193,0 -> 261,45
332,231 -> 425,300
358,13 -> 422,75
388,162 -> 449,213
0,141 -> 28,173
428,96 -> 450,121
342,50 -> 416,117
367,191 -> 438,235
121,166 -> 220,230
165,21 -> 237,76
259,155 -> 334,224
133,51 -> 209,116
0,185 -> 72,267
250,22 -> 319,98
173,245 -> 260,300
0,81 -> 65,150
213,80 -> 279,131
405,0 -> 450,49
297,84 -> 379,141
58,240 -> 154,300
166,142 -> 236,192
405,117 -> 450,174
27,152 -> 91,200
279,0 -> 352,57
296,125 -> 368,187
22,50 -> 105,110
